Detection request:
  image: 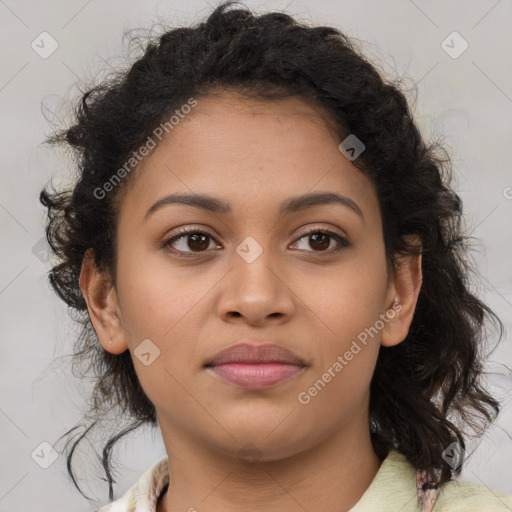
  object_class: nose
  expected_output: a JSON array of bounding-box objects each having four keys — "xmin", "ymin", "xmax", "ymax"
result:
[{"xmin": 216, "ymin": 242, "xmax": 296, "ymax": 327}]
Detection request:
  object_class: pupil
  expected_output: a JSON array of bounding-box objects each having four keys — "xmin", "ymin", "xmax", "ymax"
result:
[
  {"xmin": 311, "ymin": 233, "xmax": 329, "ymax": 250},
  {"xmin": 189, "ymin": 233, "xmax": 209, "ymax": 251}
]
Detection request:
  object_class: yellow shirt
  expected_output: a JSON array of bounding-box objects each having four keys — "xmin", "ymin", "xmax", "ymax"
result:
[{"xmin": 95, "ymin": 449, "xmax": 512, "ymax": 511}]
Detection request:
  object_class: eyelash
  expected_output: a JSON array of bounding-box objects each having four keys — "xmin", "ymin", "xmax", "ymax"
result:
[{"xmin": 161, "ymin": 226, "xmax": 350, "ymax": 258}]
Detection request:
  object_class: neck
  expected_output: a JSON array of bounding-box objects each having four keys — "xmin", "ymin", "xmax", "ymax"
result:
[{"xmin": 157, "ymin": 414, "xmax": 382, "ymax": 512}]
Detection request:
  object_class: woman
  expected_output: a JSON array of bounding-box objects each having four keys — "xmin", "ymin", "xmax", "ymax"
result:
[{"xmin": 39, "ymin": 2, "xmax": 512, "ymax": 510}]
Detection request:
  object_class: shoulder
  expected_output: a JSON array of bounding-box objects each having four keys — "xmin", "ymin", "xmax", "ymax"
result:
[
  {"xmin": 92, "ymin": 454, "xmax": 169, "ymax": 512},
  {"xmin": 433, "ymin": 480, "xmax": 512, "ymax": 511},
  {"xmin": 92, "ymin": 487, "xmax": 137, "ymax": 512},
  {"xmin": 349, "ymin": 449, "xmax": 512, "ymax": 512}
]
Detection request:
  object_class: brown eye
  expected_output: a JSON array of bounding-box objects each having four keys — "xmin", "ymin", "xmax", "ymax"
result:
[
  {"xmin": 162, "ymin": 227, "xmax": 350, "ymax": 259},
  {"xmin": 185, "ymin": 233, "xmax": 210, "ymax": 251},
  {"xmin": 308, "ymin": 233, "xmax": 330, "ymax": 251},
  {"xmin": 162, "ymin": 229, "xmax": 218, "ymax": 257},
  {"xmin": 292, "ymin": 229, "xmax": 350, "ymax": 254}
]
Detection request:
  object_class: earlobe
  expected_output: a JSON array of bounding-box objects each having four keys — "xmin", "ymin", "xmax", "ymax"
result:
[
  {"xmin": 380, "ymin": 237, "xmax": 423, "ymax": 348},
  {"xmin": 79, "ymin": 249, "xmax": 128, "ymax": 354}
]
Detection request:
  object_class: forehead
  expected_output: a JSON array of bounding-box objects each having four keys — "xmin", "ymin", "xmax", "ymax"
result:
[
  {"xmin": 185, "ymin": 90, "xmax": 339, "ymax": 127},
  {"xmin": 116, "ymin": 91, "xmax": 380, "ymax": 226}
]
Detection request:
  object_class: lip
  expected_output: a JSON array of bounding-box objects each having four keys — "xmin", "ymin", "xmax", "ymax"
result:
[
  {"xmin": 205, "ymin": 341, "xmax": 307, "ymax": 366},
  {"xmin": 204, "ymin": 341, "xmax": 308, "ymax": 390}
]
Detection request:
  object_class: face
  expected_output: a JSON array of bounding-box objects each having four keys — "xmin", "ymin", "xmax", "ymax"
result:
[{"xmin": 82, "ymin": 90, "xmax": 421, "ymax": 462}]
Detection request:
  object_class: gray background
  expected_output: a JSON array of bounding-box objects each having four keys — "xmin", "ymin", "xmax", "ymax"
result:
[{"xmin": 1, "ymin": 0, "xmax": 511, "ymax": 510}]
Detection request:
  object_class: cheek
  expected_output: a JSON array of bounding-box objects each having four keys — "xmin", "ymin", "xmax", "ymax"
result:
[
  {"xmin": 115, "ymin": 245, "xmax": 201, "ymax": 335},
  {"xmin": 114, "ymin": 253, "xmax": 209, "ymax": 405},
  {"xmin": 296, "ymin": 252, "xmax": 388, "ymax": 395},
  {"xmin": 296, "ymin": 261, "xmax": 387, "ymax": 413},
  {"xmin": 295, "ymin": 253, "xmax": 388, "ymax": 336}
]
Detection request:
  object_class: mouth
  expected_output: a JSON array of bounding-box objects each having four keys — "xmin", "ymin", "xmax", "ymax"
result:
[
  {"xmin": 205, "ymin": 362, "xmax": 307, "ymax": 389},
  {"xmin": 204, "ymin": 341, "xmax": 308, "ymax": 390}
]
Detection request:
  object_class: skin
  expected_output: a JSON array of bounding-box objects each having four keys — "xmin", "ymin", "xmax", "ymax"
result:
[{"xmin": 80, "ymin": 90, "xmax": 422, "ymax": 512}]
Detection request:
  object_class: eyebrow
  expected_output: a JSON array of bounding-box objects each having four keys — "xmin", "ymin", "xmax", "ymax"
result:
[{"xmin": 144, "ymin": 191, "xmax": 363, "ymax": 220}]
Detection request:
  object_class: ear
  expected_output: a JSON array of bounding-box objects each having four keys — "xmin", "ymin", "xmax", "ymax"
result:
[
  {"xmin": 380, "ymin": 235, "xmax": 423, "ymax": 348},
  {"xmin": 79, "ymin": 249, "xmax": 129, "ymax": 354}
]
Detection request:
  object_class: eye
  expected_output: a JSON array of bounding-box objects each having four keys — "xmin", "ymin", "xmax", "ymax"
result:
[
  {"xmin": 162, "ymin": 228, "xmax": 220, "ymax": 257},
  {"xmin": 290, "ymin": 228, "xmax": 350, "ymax": 254},
  {"xmin": 161, "ymin": 226, "xmax": 350, "ymax": 258}
]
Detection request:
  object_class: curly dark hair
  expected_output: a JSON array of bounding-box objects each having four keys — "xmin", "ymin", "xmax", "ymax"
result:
[{"xmin": 39, "ymin": 0, "xmax": 504, "ymax": 502}]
